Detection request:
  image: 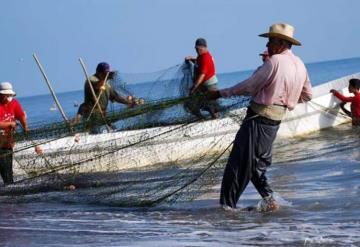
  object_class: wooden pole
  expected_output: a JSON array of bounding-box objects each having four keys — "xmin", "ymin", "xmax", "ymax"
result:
[
  {"xmin": 33, "ymin": 53, "xmax": 69, "ymax": 123},
  {"xmin": 86, "ymin": 72, "xmax": 109, "ymax": 122}
]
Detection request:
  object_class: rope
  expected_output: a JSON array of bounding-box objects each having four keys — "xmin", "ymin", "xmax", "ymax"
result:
[{"xmin": 308, "ymin": 100, "xmax": 351, "ymax": 119}]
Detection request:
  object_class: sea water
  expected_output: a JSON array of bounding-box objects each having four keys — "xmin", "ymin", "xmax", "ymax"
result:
[{"xmin": 0, "ymin": 58, "xmax": 360, "ymax": 246}]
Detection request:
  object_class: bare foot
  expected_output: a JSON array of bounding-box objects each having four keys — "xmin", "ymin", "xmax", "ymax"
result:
[
  {"xmin": 64, "ymin": 184, "xmax": 76, "ymax": 191},
  {"xmin": 258, "ymin": 197, "xmax": 280, "ymax": 212}
]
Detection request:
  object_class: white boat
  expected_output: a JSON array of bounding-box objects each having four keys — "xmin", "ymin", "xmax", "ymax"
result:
[{"xmin": 13, "ymin": 72, "xmax": 356, "ymax": 177}]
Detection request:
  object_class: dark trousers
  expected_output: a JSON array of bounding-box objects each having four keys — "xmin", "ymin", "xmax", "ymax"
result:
[
  {"xmin": 185, "ymin": 85, "xmax": 220, "ymax": 118},
  {"xmin": 220, "ymin": 108, "xmax": 280, "ymax": 208},
  {"xmin": 0, "ymin": 148, "xmax": 14, "ymax": 185}
]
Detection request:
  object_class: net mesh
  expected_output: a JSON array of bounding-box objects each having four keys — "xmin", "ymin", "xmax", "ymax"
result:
[{"xmin": 0, "ymin": 62, "xmax": 250, "ymax": 206}]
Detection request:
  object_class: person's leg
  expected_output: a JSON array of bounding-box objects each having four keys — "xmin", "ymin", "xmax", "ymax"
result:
[
  {"xmin": 220, "ymin": 110, "xmax": 257, "ymax": 208},
  {"xmin": 250, "ymin": 118, "xmax": 280, "ymax": 210},
  {"xmin": 0, "ymin": 149, "xmax": 6, "ymax": 184},
  {"xmin": 0, "ymin": 148, "xmax": 14, "ymax": 185},
  {"xmin": 184, "ymin": 96, "xmax": 205, "ymax": 119},
  {"xmin": 202, "ymin": 84, "xmax": 220, "ymax": 119},
  {"xmin": 207, "ymin": 100, "xmax": 220, "ymax": 119}
]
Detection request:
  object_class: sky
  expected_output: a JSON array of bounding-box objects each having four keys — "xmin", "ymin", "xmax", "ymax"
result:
[{"xmin": 0, "ymin": 0, "xmax": 359, "ymax": 97}]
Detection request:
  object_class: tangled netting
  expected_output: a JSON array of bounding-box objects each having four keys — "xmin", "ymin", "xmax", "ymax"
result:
[{"xmin": 0, "ymin": 62, "xmax": 250, "ymax": 206}]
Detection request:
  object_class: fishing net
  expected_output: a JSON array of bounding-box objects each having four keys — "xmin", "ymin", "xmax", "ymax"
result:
[{"xmin": 0, "ymin": 62, "xmax": 250, "ymax": 206}]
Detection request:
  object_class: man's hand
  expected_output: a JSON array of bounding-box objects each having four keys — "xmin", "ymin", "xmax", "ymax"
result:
[
  {"xmin": 185, "ymin": 56, "xmax": 195, "ymax": 62},
  {"xmin": 8, "ymin": 122, "xmax": 16, "ymax": 129},
  {"xmin": 99, "ymin": 80, "xmax": 107, "ymax": 91},
  {"xmin": 126, "ymin": 95, "xmax": 135, "ymax": 107},
  {"xmin": 330, "ymin": 89, "xmax": 337, "ymax": 95},
  {"xmin": 35, "ymin": 145, "xmax": 43, "ymax": 155},
  {"xmin": 206, "ymin": 90, "xmax": 222, "ymax": 100},
  {"xmin": 135, "ymin": 98, "xmax": 145, "ymax": 105},
  {"xmin": 126, "ymin": 95, "xmax": 145, "ymax": 107}
]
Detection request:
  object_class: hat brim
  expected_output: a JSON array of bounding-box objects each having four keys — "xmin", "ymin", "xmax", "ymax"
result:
[
  {"xmin": 0, "ymin": 89, "xmax": 16, "ymax": 95},
  {"xmin": 259, "ymin": 32, "xmax": 302, "ymax": 46}
]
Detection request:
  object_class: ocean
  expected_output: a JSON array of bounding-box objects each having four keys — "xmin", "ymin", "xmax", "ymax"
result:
[{"xmin": 1, "ymin": 58, "xmax": 360, "ymax": 246}]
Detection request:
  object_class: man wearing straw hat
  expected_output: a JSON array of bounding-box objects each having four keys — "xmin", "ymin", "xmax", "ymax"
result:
[
  {"xmin": 208, "ymin": 23, "xmax": 313, "ymax": 210},
  {"xmin": 0, "ymin": 82, "xmax": 40, "ymax": 185}
]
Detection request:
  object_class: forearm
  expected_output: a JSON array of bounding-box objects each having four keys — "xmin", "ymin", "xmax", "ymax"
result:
[
  {"xmin": 114, "ymin": 95, "xmax": 131, "ymax": 105},
  {"xmin": 298, "ymin": 92, "xmax": 312, "ymax": 103},
  {"xmin": 220, "ymin": 77, "xmax": 260, "ymax": 98},
  {"xmin": 340, "ymin": 103, "xmax": 352, "ymax": 117},
  {"xmin": 334, "ymin": 91, "xmax": 353, "ymax": 103},
  {"xmin": 19, "ymin": 116, "xmax": 28, "ymax": 131},
  {"xmin": 221, "ymin": 61, "xmax": 273, "ymax": 98},
  {"xmin": 299, "ymin": 77, "xmax": 313, "ymax": 103},
  {"xmin": 185, "ymin": 56, "xmax": 196, "ymax": 63},
  {"xmin": 0, "ymin": 121, "xmax": 13, "ymax": 129}
]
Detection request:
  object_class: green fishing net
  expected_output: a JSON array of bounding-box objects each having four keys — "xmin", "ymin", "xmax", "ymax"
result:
[{"xmin": 0, "ymin": 62, "xmax": 250, "ymax": 206}]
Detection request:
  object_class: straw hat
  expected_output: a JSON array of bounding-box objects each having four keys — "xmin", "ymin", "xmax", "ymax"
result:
[
  {"xmin": 259, "ymin": 23, "xmax": 301, "ymax": 46},
  {"xmin": 0, "ymin": 82, "xmax": 16, "ymax": 95}
]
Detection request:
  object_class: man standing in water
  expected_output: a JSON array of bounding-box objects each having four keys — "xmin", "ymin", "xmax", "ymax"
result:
[
  {"xmin": 185, "ymin": 38, "xmax": 220, "ymax": 119},
  {"xmin": 208, "ymin": 23, "xmax": 313, "ymax": 210},
  {"xmin": 0, "ymin": 82, "xmax": 41, "ymax": 185}
]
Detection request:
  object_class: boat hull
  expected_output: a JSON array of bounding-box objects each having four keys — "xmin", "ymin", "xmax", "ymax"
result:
[{"xmin": 13, "ymin": 73, "xmax": 357, "ymax": 177}]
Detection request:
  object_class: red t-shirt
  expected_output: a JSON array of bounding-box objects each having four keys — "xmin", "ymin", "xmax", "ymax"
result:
[
  {"xmin": 334, "ymin": 91, "xmax": 360, "ymax": 118},
  {"xmin": 0, "ymin": 99, "xmax": 25, "ymax": 148},
  {"xmin": 196, "ymin": 52, "xmax": 216, "ymax": 82}
]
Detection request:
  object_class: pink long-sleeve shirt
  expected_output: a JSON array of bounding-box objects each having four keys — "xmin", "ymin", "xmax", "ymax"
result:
[{"xmin": 220, "ymin": 49, "xmax": 312, "ymax": 110}]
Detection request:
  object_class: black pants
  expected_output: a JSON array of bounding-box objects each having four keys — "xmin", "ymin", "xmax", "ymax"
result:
[
  {"xmin": 185, "ymin": 85, "xmax": 220, "ymax": 118},
  {"xmin": 0, "ymin": 148, "xmax": 14, "ymax": 185},
  {"xmin": 220, "ymin": 108, "xmax": 280, "ymax": 208}
]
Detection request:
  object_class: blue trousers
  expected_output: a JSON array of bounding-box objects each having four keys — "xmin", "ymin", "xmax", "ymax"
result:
[{"xmin": 220, "ymin": 108, "xmax": 280, "ymax": 208}]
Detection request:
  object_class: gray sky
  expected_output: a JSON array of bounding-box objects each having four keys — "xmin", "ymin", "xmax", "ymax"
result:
[{"xmin": 0, "ymin": 0, "xmax": 359, "ymax": 96}]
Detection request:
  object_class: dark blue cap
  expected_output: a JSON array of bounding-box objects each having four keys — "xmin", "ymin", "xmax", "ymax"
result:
[
  {"xmin": 96, "ymin": 62, "xmax": 111, "ymax": 73},
  {"xmin": 195, "ymin": 38, "xmax": 207, "ymax": 47}
]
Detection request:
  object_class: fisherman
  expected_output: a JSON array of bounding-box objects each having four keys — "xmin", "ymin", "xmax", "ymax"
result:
[
  {"xmin": 185, "ymin": 38, "xmax": 220, "ymax": 119},
  {"xmin": 208, "ymin": 23, "xmax": 313, "ymax": 211},
  {"xmin": 0, "ymin": 82, "xmax": 41, "ymax": 186},
  {"xmin": 330, "ymin": 78, "xmax": 360, "ymax": 125},
  {"xmin": 76, "ymin": 62, "xmax": 137, "ymax": 132}
]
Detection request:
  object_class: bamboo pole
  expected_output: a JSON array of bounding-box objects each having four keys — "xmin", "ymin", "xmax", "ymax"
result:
[
  {"xmin": 33, "ymin": 53, "xmax": 69, "ymax": 123},
  {"xmin": 86, "ymin": 72, "xmax": 109, "ymax": 122}
]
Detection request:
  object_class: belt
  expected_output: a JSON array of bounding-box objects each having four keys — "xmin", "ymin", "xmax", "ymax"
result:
[
  {"xmin": 250, "ymin": 101, "xmax": 287, "ymax": 121},
  {"xmin": 273, "ymin": 104, "xmax": 287, "ymax": 108}
]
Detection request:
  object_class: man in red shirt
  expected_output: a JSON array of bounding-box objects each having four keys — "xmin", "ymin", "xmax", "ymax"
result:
[
  {"xmin": 0, "ymin": 82, "xmax": 38, "ymax": 185},
  {"xmin": 185, "ymin": 38, "xmax": 220, "ymax": 119},
  {"xmin": 330, "ymin": 78, "xmax": 360, "ymax": 125}
]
